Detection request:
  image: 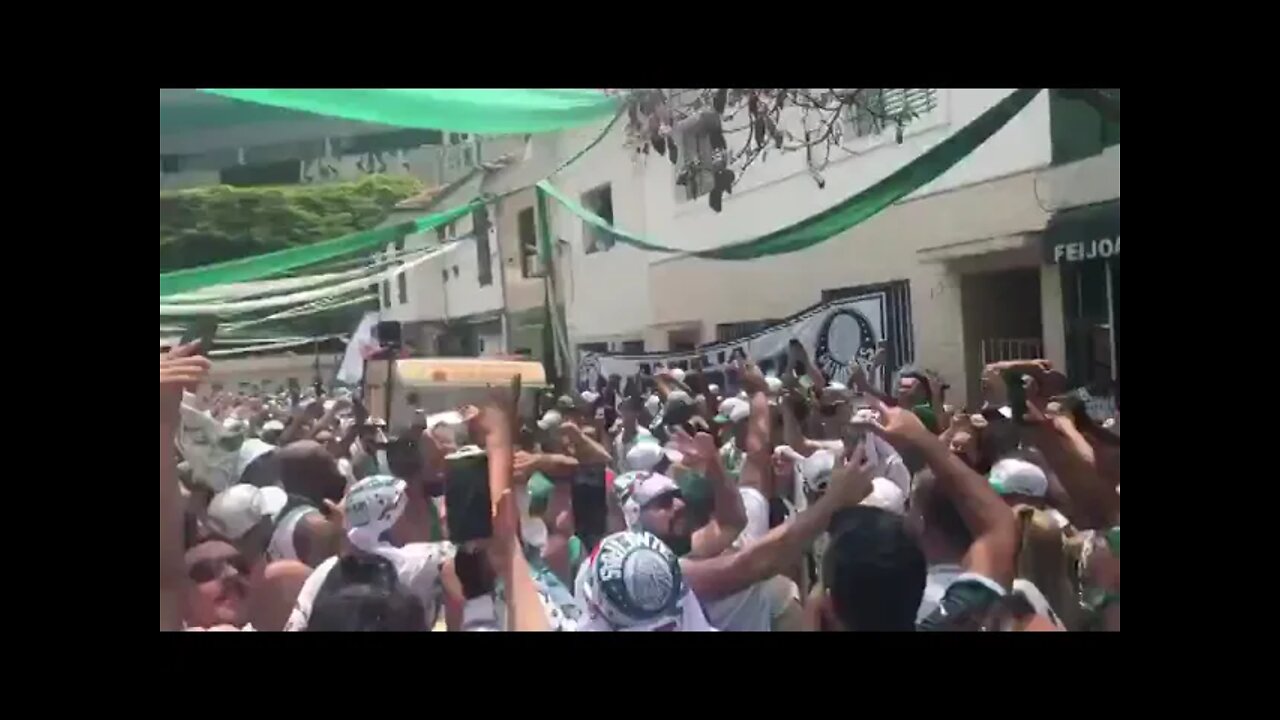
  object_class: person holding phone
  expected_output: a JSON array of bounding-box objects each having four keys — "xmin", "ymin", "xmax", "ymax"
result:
[{"xmin": 285, "ymin": 473, "xmax": 463, "ymax": 631}]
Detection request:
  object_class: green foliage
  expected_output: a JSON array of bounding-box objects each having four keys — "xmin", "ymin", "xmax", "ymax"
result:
[{"xmin": 159, "ymin": 174, "xmax": 424, "ymax": 271}]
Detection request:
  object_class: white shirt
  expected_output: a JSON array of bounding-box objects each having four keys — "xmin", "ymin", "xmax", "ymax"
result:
[
  {"xmin": 700, "ymin": 487, "xmax": 776, "ymax": 632},
  {"xmin": 284, "ymin": 541, "xmax": 455, "ymax": 631},
  {"xmin": 917, "ymin": 563, "xmax": 965, "ymax": 623},
  {"xmin": 613, "ymin": 427, "xmax": 654, "ymax": 472}
]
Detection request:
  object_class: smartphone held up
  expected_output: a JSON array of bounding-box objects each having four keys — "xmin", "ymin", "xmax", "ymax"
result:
[{"xmin": 444, "ymin": 446, "xmax": 493, "ymax": 546}]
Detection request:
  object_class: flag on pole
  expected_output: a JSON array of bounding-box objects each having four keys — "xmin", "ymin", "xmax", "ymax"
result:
[{"xmin": 337, "ymin": 312, "xmax": 379, "ymax": 386}]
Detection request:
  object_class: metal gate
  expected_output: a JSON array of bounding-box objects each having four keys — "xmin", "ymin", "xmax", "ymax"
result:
[{"xmin": 979, "ymin": 337, "xmax": 1043, "ymax": 367}]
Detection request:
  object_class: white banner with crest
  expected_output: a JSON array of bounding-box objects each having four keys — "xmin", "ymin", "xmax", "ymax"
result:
[{"xmin": 577, "ymin": 290, "xmax": 913, "ymax": 393}]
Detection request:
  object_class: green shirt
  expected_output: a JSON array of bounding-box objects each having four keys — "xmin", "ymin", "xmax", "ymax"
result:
[{"xmin": 911, "ymin": 404, "xmax": 941, "ymax": 434}]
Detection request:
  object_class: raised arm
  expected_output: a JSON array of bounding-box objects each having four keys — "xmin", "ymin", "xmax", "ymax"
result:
[
  {"xmin": 787, "ymin": 340, "xmax": 827, "ymax": 394},
  {"xmin": 473, "ymin": 385, "xmax": 549, "ymax": 632},
  {"xmin": 681, "ymin": 443, "xmax": 874, "ymax": 601},
  {"xmin": 780, "ymin": 391, "xmax": 810, "ymax": 455},
  {"xmin": 161, "ymin": 344, "xmax": 212, "ymax": 631},
  {"xmin": 557, "ymin": 421, "xmax": 613, "ymax": 466},
  {"xmin": 514, "ymin": 450, "xmax": 580, "ymax": 484},
  {"xmin": 849, "ymin": 363, "xmax": 894, "ymax": 406},
  {"xmin": 737, "ymin": 363, "xmax": 776, "ymax": 498},
  {"xmin": 1022, "ymin": 386, "xmax": 1120, "ymax": 530},
  {"xmin": 309, "ymin": 396, "xmax": 352, "ymax": 437},
  {"xmin": 671, "ymin": 429, "xmax": 747, "ymax": 559},
  {"xmin": 853, "ymin": 399, "xmax": 1017, "ymax": 590},
  {"xmin": 278, "ymin": 400, "xmax": 325, "ymax": 447}
]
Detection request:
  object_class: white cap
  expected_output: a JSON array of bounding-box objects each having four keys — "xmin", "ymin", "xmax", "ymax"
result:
[
  {"xmin": 669, "ymin": 368, "xmax": 687, "ymax": 382},
  {"xmin": 715, "ymin": 397, "xmax": 751, "ymax": 424},
  {"xmin": 861, "ymin": 477, "xmax": 906, "ymax": 515},
  {"xmin": 581, "ymin": 390, "xmax": 601, "ymax": 405},
  {"xmin": 644, "ymin": 395, "xmax": 662, "ymax": 415},
  {"xmin": 425, "ymin": 410, "xmax": 465, "ymax": 430},
  {"xmin": 236, "ymin": 439, "xmax": 276, "ymax": 480},
  {"xmin": 625, "ymin": 440, "xmax": 680, "ymax": 472},
  {"xmin": 989, "ymin": 458, "xmax": 1048, "ymax": 498},
  {"xmin": 798, "ymin": 450, "xmax": 836, "ymax": 497},
  {"xmin": 765, "ymin": 376, "xmax": 783, "ymax": 393},
  {"xmin": 262, "ymin": 419, "xmax": 286, "ymax": 433},
  {"xmin": 537, "ymin": 410, "xmax": 563, "ymax": 431},
  {"xmin": 707, "ymin": 384, "xmax": 720, "ymax": 396},
  {"xmin": 205, "ymin": 484, "xmax": 288, "ymax": 540}
]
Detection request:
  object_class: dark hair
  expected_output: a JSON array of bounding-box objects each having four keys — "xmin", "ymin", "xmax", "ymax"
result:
[
  {"xmin": 912, "ymin": 469, "xmax": 973, "ymax": 552},
  {"xmin": 977, "ymin": 411, "xmax": 1021, "ymax": 468},
  {"xmin": 899, "ymin": 370, "xmax": 933, "ymax": 401},
  {"xmin": 385, "ymin": 436, "xmax": 424, "ymax": 478},
  {"xmin": 823, "ymin": 507, "xmax": 925, "ymax": 631},
  {"xmin": 306, "ymin": 554, "xmax": 427, "ymax": 632}
]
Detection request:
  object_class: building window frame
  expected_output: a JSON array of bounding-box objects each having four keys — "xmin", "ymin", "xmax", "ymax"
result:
[
  {"xmin": 581, "ymin": 184, "xmax": 615, "ymax": 254},
  {"xmin": 517, "ymin": 207, "xmax": 545, "ymax": 278}
]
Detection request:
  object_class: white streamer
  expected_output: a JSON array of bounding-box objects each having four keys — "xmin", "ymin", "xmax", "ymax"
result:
[{"xmin": 160, "ymin": 242, "xmax": 458, "ymax": 317}]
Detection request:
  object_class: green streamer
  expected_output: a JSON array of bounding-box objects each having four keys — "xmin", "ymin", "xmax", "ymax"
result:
[
  {"xmin": 160, "ymin": 201, "xmax": 479, "ymax": 297},
  {"xmin": 201, "ymin": 89, "xmax": 620, "ymax": 135},
  {"xmin": 538, "ymin": 88, "xmax": 1043, "ymax": 261}
]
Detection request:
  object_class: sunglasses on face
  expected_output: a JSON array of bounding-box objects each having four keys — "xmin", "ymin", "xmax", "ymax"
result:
[{"xmin": 188, "ymin": 555, "xmax": 251, "ymax": 584}]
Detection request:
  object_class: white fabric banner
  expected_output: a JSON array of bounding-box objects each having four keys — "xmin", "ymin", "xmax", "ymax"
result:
[
  {"xmin": 159, "ymin": 242, "xmax": 457, "ymax": 317},
  {"xmin": 337, "ymin": 312, "xmax": 380, "ymax": 386},
  {"xmin": 577, "ymin": 293, "xmax": 901, "ymax": 392}
]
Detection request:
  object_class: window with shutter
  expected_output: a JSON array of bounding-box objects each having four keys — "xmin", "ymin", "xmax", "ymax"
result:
[{"xmin": 844, "ymin": 89, "xmax": 939, "ymax": 139}]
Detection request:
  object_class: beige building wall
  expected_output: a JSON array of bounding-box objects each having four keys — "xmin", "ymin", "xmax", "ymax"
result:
[
  {"xmin": 204, "ymin": 354, "xmax": 340, "ymax": 393},
  {"xmin": 647, "ymin": 171, "xmax": 1053, "ymax": 407},
  {"xmin": 493, "ymin": 188, "xmax": 549, "ymax": 314}
]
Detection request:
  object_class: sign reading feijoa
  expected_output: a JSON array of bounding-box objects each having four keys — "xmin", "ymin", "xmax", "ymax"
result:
[{"xmin": 1050, "ymin": 236, "xmax": 1120, "ymax": 264}]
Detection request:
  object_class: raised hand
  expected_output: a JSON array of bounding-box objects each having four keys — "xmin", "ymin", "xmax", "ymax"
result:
[
  {"xmin": 740, "ymin": 362, "xmax": 770, "ymax": 395},
  {"xmin": 669, "ymin": 427, "xmax": 718, "ymax": 470},
  {"xmin": 849, "ymin": 397, "xmax": 932, "ymax": 450},
  {"xmin": 161, "ymin": 343, "xmax": 211, "ymax": 429},
  {"xmin": 848, "ymin": 362, "xmax": 870, "ymax": 391},
  {"xmin": 512, "ymin": 450, "xmax": 540, "ymax": 481},
  {"xmin": 827, "ymin": 441, "xmax": 874, "ymax": 507}
]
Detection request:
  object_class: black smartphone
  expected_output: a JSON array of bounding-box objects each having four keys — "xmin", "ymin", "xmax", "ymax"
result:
[
  {"xmin": 445, "ymin": 447, "xmax": 493, "ymax": 544},
  {"xmin": 572, "ymin": 465, "xmax": 607, "ymax": 547},
  {"xmin": 1003, "ymin": 370, "xmax": 1027, "ymax": 425},
  {"xmin": 179, "ymin": 317, "xmax": 218, "ymax": 356}
]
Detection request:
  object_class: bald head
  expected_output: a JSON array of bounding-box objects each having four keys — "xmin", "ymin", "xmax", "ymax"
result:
[{"xmin": 277, "ymin": 440, "xmax": 346, "ymax": 506}]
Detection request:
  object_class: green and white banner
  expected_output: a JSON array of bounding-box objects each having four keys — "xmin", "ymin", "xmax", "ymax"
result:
[{"xmin": 160, "ymin": 242, "xmax": 458, "ymax": 317}]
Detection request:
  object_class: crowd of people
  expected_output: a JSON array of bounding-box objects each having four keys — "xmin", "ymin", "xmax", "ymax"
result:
[{"xmin": 160, "ymin": 338, "xmax": 1120, "ymax": 632}]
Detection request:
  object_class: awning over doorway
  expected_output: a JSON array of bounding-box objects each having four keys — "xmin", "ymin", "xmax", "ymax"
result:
[{"xmin": 1042, "ymin": 200, "xmax": 1120, "ymax": 264}]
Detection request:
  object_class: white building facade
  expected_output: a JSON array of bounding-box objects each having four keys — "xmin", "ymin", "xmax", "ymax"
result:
[
  {"xmin": 381, "ymin": 89, "xmax": 1119, "ymax": 406},
  {"xmin": 540, "ymin": 89, "xmax": 1060, "ymax": 406}
]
